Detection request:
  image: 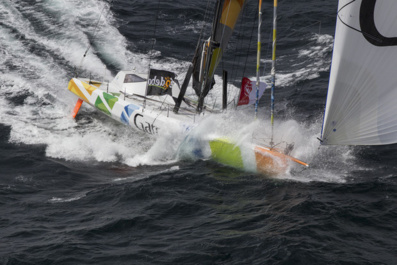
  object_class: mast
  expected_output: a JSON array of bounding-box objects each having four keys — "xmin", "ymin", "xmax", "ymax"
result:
[
  {"xmin": 195, "ymin": 0, "xmax": 245, "ymax": 113},
  {"xmin": 254, "ymin": 0, "xmax": 263, "ymax": 119},
  {"xmin": 197, "ymin": 0, "xmax": 223, "ymax": 113},
  {"xmin": 270, "ymin": 0, "xmax": 277, "ymax": 146}
]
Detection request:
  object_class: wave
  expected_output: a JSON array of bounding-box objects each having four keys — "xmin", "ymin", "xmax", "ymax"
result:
[{"xmin": 0, "ymin": 0, "xmax": 361, "ymax": 183}]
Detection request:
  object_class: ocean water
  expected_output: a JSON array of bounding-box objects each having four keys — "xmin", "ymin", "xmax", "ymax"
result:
[{"xmin": 1, "ymin": 0, "xmax": 397, "ymax": 264}]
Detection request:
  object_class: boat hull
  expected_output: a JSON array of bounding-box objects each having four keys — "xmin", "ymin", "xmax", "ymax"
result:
[
  {"xmin": 68, "ymin": 78, "xmax": 194, "ymax": 135},
  {"xmin": 68, "ymin": 78, "xmax": 307, "ymax": 175}
]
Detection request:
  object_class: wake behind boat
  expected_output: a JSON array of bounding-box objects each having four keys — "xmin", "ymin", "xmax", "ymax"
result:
[{"xmin": 67, "ymin": 0, "xmax": 309, "ymax": 175}]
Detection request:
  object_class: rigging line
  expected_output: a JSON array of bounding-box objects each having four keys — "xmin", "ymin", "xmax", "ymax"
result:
[
  {"xmin": 82, "ymin": 0, "xmax": 114, "ymax": 58},
  {"xmin": 153, "ymin": 95, "xmax": 170, "ymax": 124},
  {"xmin": 75, "ymin": 0, "xmax": 114, "ymax": 76},
  {"xmin": 219, "ymin": 0, "xmax": 232, "ymax": 48},
  {"xmin": 200, "ymin": 0, "xmax": 221, "ymax": 111},
  {"xmin": 254, "ymin": 0, "xmax": 263, "ymax": 119},
  {"xmin": 188, "ymin": 0, "xmax": 213, "ymax": 86},
  {"xmin": 232, "ymin": 1, "xmax": 250, "ymax": 80},
  {"xmin": 229, "ymin": 0, "xmax": 249, "ymax": 105},
  {"xmin": 261, "ymin": 24, "xmax": 274, "ymax": 80},
  {"xmin": 232, "ymin": 4, "xmax": 257, "ymax": 109},
  {"xmin": 338, "ymin": 0, "xmax": 356, "ymax": 13},
  {"xmin": 277, "ymin": 21, "xmax": 322, "ymax": 43},
  {"xmin": 221, "ymin": 0, "xmax": 229, "ymax": 77},
  {"xmin": 232, "ymin": 2, "xmax": 258, "ymax": 109},
  {"xmin": 148, "ymin": 0, "xmax": 161, "ymax": 69},
  {"xmin": 144, "ymin": 0, "xmax": 161, "ymax": 110},
  {"xmin": 242, "ymin": 6, "xmax": 258, "ymax": 78},
  {"xmin": 220, "ymin": 0, "xmax": 230, "ymax": 74},
  {"xmin": 336, "ymin": 0, "xmax": 382, "ymax": 43},
  {"xmin": 335, "ymin": 0, "xmax": 360, "ymax": 34},
  {"xmin": 232, "ymin": 5, "xmax": 257, "ymax": 110},
  {"xmin": 230, "ymin": 8, "xmax": 244, "ymax": 75},
  {"xmin": 269, "ymin": 0, "xmax": 277, "ymax": 147},
  {"xmin": 338, "ymin": 4, "xmax": 383, "ymax": 44},
  {"xmin": 219, "ymin": 0, "xmax": 246, "ymax": 71},
  {"xmin": 197, "ymin": 0, "xmax": 214, "ymax": 47}
]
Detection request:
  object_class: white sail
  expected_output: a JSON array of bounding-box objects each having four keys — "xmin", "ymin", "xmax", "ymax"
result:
[{"xmin": 322, "ymin": 0, "xmax": 397, "ymax": 145}]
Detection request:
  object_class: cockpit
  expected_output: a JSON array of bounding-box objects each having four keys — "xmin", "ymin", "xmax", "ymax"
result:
[{"xmin": 124, "ymin": 74, "xmax": 146, "ymax": 83}]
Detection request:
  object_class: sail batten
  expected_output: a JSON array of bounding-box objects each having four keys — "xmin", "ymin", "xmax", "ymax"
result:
[{"xmin": 322, "ymin": 0, "xmax": 397, "ymax": 145}]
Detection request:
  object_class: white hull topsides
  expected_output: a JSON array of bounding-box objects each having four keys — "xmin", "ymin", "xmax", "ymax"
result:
[{"xmin": 68, "ymin": 71, "xmax": 200, "ymax": 136}]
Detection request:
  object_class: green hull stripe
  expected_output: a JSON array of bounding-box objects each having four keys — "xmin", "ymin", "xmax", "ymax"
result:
[
  {"xmin": 103, "ymin": 93, "xmax": 118, "ymax": 110},
  {"xmin": 95, "ymin": 96, "xmax": 111, "ymax": 115}
]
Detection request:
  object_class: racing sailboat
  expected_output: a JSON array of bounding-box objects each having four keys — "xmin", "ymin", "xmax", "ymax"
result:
[
  {"xmin": 321, "ymin": 0, "xmax": 397, "ymax": 146},
  {"xmin": 67, "ymin": 0, "xmax": 308, "ymax": 175}
]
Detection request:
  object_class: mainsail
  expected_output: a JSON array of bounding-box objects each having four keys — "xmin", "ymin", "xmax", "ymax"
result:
[
  {"xmin": 195, "ymin": 0, "xmax": 246, "ymax": 112},
  {"xmin": 321, "ymin": 0, "xmax": 397, "ymax": 145}
]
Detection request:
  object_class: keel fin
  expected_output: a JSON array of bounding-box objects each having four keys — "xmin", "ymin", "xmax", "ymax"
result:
[{"xmin": 72, "ymin": 98, "xmax": 84, "ymax": 118}]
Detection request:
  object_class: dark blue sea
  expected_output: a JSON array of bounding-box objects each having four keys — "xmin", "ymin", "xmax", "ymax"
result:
[{"xmin": 1, "ymin": 0, "xmax": 397, "ymax": 264}]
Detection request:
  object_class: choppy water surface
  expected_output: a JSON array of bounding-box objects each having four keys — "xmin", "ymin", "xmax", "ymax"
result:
[{"xmin": 1, "ymin": 0, "xmax": 397, "ymax": 264}]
